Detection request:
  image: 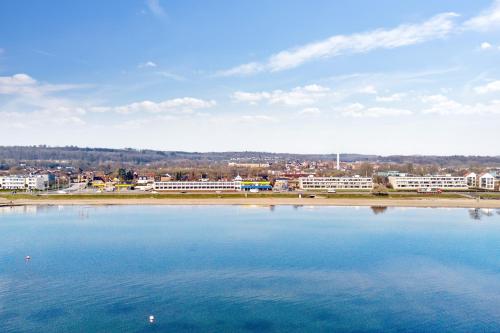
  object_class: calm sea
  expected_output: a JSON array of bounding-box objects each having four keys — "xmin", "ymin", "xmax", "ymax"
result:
[{"xmin": 1, "ymin": 205, "xmax": 500, "ymax": 332}]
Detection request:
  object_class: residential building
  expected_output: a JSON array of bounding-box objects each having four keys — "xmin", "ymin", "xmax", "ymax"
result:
[
  {"xmin": 388, "ymin": 175, "xmax": 468, "ymax": 190},
  {"xmin": 298, "ymin": 176, "xmax": 373, "ymax": 190},
  {"xmin": 228, "ymin": 162, "xmax": 270, "ymax": 168},
  {"xmin": 0, "ymin": 175, "xmax": 47, "ymax": 190},
  {"xmin": 137, "ymin": 176, "xmax": 154, "ymax": 185},
  {"xmin": 465, "ymin": 172, "xmax": 477, "ymax": 187},
  {"xmin": 160, "ymin": 174, "xmax": 172, "ymax": 182},
  {"xmin": 376, "ymin": 171, "xmax": 407, "ymax": 177},
  {"xmin": 273, "ymin": 178, "xmax": 289, "ymax": 191}
]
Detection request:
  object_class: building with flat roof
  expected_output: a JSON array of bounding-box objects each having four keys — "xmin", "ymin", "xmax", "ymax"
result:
[
  {"xmin": 240, "ymin": 181, "xmax": 272, "ymax": 191},
  {"xmin": 388, "ymin": 175, "xmax": 468, "ymax": 191},
  {"xmin": 153, "ymin": 180, "xmax": 242, "ymax": 191},
  {"xmin": 376, "ymin": 171, "xmax": 407, "ymax": 177},
  {"xmin": 298, "ymin": 176, "xmax": 373, "ymax": 190},
  {"xmin": 273, "ymin": 178, "xmax": 289, "ymax": 191},
  {"xmin": 0, "ymin": 175, "xmax": 47, "ymax": 191},
  {"xmin": 228, "ymin": 162, "xmax": 270, "ymax": 168}
]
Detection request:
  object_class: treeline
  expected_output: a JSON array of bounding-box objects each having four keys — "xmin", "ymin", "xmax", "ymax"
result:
[{"xmin": 0, "ymin": 146, "xmax": 499, "ymax": 169}]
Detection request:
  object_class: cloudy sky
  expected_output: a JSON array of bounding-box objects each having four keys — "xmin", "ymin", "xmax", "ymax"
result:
[{"xmin": 1, "ymin": 0, "xmax": 500, "ymax": 155}]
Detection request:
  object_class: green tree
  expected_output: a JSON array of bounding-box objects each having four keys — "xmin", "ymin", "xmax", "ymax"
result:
[
  {"xmin": 372, "ymin": 184, "xmax": 389, "ymax": 196},
  {"xmin": 117, "ymin": 168, "xmax": 127, "ymax": 181}
]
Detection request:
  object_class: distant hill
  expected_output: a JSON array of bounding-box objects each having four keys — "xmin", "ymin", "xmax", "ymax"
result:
[{"xmin": 0, "ymin": 146, "xmax": 499, "ymax": 169}]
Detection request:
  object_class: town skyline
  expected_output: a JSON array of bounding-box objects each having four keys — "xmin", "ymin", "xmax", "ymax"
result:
[{"xmin": 1, "ymin": 0, "xmax": 500, "ymax": 154}]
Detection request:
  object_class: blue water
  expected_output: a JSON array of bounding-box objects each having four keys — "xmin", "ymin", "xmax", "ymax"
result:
[{"xmin": 1, "ymin": 205, "xmax": 500, "ymax": 332}]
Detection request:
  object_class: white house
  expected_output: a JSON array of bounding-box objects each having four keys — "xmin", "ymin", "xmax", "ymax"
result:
[
  {"xmin": 465, "ymin": 172, "xmax": 477, "ymax": 188},
  {"xmin": 478, "ymin": 173, "xmax": 495, "ymax": 190}
]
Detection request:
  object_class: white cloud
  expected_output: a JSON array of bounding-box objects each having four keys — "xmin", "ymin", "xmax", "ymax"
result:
[
  {"xmin": 0, "ymin": 73, "xmax": 85, "ymax": 97},
  {"xmin": 220, "ymin": 13, "xmax": 458, "ymax": 75},
  {"xmin": 232, "ymin": 91, "xmax": 270, "ymax": 104},
  {"xmin": 0, "ymin": 73, "xmax": 217, "ymax": 131},
  {"xmin": 0, "ymin": 73, "xmax": 37, "ymax": 94},
  {"xmin": 480, "ymin": 42, "xmax": 493, "ymax": 50},
  {"xmin": 240, "ymin": 115, "xmax": 277, "ymax": 122},
  {"xmin": 3, "ymin": 108, "xmax": 87, "ymax": 128},
  {"xmin": 376, "ymin": 93, "xmax": 405, "ymax": 102},
  {"xmin": 463, "ymin": 0, "xmax": 500, "ymax": 31},
  {"xmin": 0, "ymin": 73, "xmax": 93, "ymax": 128},
  {"xmin": 232, "ymin": 84, "xmax": 330, "ymax": 106},
  {"xmin": 146, "ymin": 0, "xmax": 166, "ymax": 17},
  {"xmin": 91, "ymin": 97, "xmax": 216, "ymax": 114},
  {"xmin": 138, "ymin": 61, "xmax": 157, "ymax": 68},
  {"xmin": 298, "ymin": 107, "xmax": 321, "ymax": 116},
  {"xmin": 217, "ymin": 62, "xmax": 264, "ymax": 77},
  {"xmin": 341, "ymin": 103, "xmax": 412, "ymax": 117},
  {"xmin": 359, "ymin": 85, "xmax": 377, "ymax": 94},
  {"xmin": 157, "ymin": 71, "xmax": 186, "ymax": 81},
  {"xmin": 474, "ymin": 80, "xmax": 500, "ymax": 94},
  {"xmin": 421, "ymin": 94, "xmax": 500, "ymax": 115}
]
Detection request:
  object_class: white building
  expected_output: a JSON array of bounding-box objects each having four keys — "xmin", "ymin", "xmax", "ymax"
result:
[
  {"xmin": 465, "ymin": 172, "xmax": 477, "ymax": 188},
  {"xmin": 298, "ymin": 176, "xmax": 373, "ymax": 190},
  {"xmin": 153, "ymin": 180, "xmax": 242, "ymax": 191},
  {"xmin": 388, "ymin": 175, "xmax": 468, "ymax": 191},
  {"xmin": 478, "ymin": 173, "xmax": 495, "ymax": 190},
  {"xmin": 0, "ymin": 175, "xmax": 47, "ymax": 191},
  {"xmin": 137, "ymin": 176, "xmax": 154, "ymax": 185}
]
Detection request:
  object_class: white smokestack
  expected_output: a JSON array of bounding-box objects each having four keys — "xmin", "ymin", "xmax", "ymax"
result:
[{"xmin": 336, "ymin": 153, "xmax": 340, "ymax": 170}]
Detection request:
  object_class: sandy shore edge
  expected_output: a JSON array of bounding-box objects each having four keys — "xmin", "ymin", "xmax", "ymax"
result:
[{"xmin": 1, "ymin": 197, "xmax": 500, "ymax": 208}]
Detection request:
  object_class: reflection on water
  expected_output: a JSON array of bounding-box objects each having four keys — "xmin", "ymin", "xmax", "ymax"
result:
[
  {"xmin": 0, "ymin": 205, "xmax": 38, "ymax": 215},
  {"xmin": 370, "ymin": 206, "xmax": 388, "ymax": 215},
  {"xmin": 468, "ymin": 208, "xmax": 498, "ymax": 220},
  {"xmin": 1, "ymin": 206, "xmax": 500, "ymax": 332}
]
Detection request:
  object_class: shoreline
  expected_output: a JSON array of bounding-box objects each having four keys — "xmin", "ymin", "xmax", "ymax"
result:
[{"xmin": 1, "ymin": 197, "xmax": 500, "ymax": 209}]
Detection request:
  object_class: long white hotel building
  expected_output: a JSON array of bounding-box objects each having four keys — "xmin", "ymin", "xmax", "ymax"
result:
[
  {"xmin": 153, "ymin": 181, "xmax": 242, "ymax": 191},
  {"xmin": 388, "ymin": 175, "xmax": 468, "ymax": 190},
  {"xmin": 298, "ymin": 176, "xmax": 373, "ymax": 190}
]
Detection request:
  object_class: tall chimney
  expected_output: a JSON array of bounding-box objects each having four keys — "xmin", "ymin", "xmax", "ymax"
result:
[{"xmin": 336, "ymin": 153, "xmax": 340, "ymax": 170}]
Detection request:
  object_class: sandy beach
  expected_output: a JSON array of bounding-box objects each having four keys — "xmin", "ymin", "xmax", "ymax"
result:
[{"xmin": 1, "ymin": 197, "xmax": 499, "ymax": 208}]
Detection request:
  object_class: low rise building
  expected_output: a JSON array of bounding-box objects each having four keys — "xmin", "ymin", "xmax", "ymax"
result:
[
  {"xmin": 478, "ymin": 173, "xmax": 495, "ymax": 191},
  {"xmin": 153, "ymin": 180, "xmax": 242, "ymax": 191},
  {"xmin": 0, "ymin": 175, "xmax": 47, "ymax": 191},
  {"xmin": 137, "ymin": 175, "xmax": 154, "ymax": 185},
  {"xmin": 298, "ymin": 176, "xmax": 373, "ymax": 190},
  {"xmin": 376, "ymin": 171, "xmax": 407, "ymax": 177},
  {"xmin": 228, "ymin": 162, "xmax": 270, "ymax": 168},
  {"xmin": 465, "ymin": 172, "xmax": 477, "ymax": 188},
  {"xmin": 273, "ymin": 178, "xmax": 289, "ymax": 191},
  {"xmin": 388, "ymin": 175, "xmax": 468, "ymax": 191},
  {"xmin": 240, "ymin": 181, "xmax": 272, "ymax": 191}
]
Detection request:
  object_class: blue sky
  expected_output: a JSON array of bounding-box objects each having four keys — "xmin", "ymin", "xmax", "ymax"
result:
[{"xmin": 1, "ymin": 0, "xmax": 500, "ymax": 154}]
